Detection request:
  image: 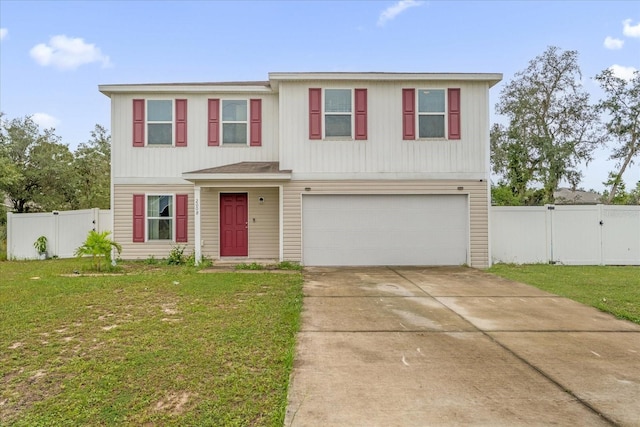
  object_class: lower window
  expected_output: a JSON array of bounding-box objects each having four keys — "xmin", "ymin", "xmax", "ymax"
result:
[{"xmin": 147, "ymin": 195, "xmax": 173, "ymax": 240}]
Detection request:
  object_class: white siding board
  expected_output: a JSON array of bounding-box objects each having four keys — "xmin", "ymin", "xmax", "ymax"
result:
[
  {"xmin": 279, "ymin": 81, "xmax": 490, "ymax": 179},
  {"xmin": 111, "ymin": 93, "xmax": 279, "ymax": 180}
]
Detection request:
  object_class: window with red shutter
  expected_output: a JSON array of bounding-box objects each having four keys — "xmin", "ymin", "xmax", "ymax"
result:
[
  {"xmin": 309, "ymin": 88, "xmax": 322, "ymax": 139},
  {"xmin": 133, "ymin": 100, "xmax": 145, "ymax": 147},
  {"xmin": 354, "ymin": 89, "xmax": 367, "ymax": 140},
  {"xmin": 208, "ymin": 99, "xmax": 220, "ymax": 146},
  {"xmin": 250, "ymin": 99, "xmax": 262, "ymax": 146},
  {"xmin": 448, "ymin": 88, "xmax": 461, "ymax": 140},
  {"xmin": 175, "ymin": 99, "xmax": 187, "ymax": 147},
  {"xmin": 175, "ymin": 194, "xmax": 188, "ymax": 242},
  {"xmin": 132, "ymin": 194, "xmax": 145, "ymax": 242},
  {"xmin": 402, "ymin": 89, "xmax": 416, "ymax": 140}
]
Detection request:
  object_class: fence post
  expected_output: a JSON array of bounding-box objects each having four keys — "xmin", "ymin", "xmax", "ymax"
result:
[
  {"xmin": 545, "ymin": 205, "xmax": 555, "ymax": 264},
  {"xmin": 597, "ymin": 204, "xmax": 604, "ymax": 266},
  {"xmin": 7, "ymin": 212, "xmax": 13, "ymax": 259}
]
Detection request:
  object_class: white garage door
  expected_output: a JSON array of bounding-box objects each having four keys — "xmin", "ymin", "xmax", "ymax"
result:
[{"xmin": 302, "ymin": 194, "xmax": 468, "ymax": 266}]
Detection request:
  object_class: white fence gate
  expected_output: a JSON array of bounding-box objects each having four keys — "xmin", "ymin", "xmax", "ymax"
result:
[
  {"xmin": 492, "ymin": 205, "xmax": 640, "ymax": 265},
  {"xmin": 7, "ymin": 209, "xmax": 112, "ymax": 260}
]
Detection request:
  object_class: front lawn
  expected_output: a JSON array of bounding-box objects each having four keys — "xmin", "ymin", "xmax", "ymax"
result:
[
  {"xmin": 488, "ymin": 264, "xmax": 640, "ymax": 325},
  {"xmin": 0, "ymin": 259, "xmax": 303, "ymax": 426}
]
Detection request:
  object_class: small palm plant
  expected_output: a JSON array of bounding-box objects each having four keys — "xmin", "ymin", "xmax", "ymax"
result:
[{"xmin": 75, "ymin": 230, "xmax": 122, "ymax": 271}]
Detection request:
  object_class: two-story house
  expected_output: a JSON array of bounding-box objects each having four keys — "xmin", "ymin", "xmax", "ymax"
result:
[{"xmin": 99, "ymin": 72, "xmax": 501, "ymax": 268}]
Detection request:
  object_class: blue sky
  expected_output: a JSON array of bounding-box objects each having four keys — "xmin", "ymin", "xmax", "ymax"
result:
[{"xmin": 1, "ymin": 0, "xmax": 639, "ymax": 192}]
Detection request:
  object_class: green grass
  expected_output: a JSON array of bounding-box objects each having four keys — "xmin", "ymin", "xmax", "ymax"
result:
[
  {"xmin": 0, "ymin": 259, "xmax": 303, "ymax": 426},
  {"xmin": 488, "ymin": 264, "xmax": 640, "ymax": 324}
]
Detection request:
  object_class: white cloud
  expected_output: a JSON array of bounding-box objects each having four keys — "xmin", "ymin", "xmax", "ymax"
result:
[
  {"xmin": 609, "ymin": 64, "xmax": 638, "ymax": 81},
  {"xmin": 623, "ymin": 19, "xmax": 640, "ymax": 38},
  {"xmin": 31, "ymin": 113, "xmax": 60, "ymax": 129},
  {"xmin": 377, "ymin": 0, "xmax": 423, "ymax": 27},
  {"xmin": 603, "ymin": 36, "xmax": 624, "ymax": 50},
  {"xmin": 0, "ymin": 28, "xmax": 7, "ymax": 41},
  {"xmin": 29, "ymin": 35, "xmax": 111, "ymax": 70}
]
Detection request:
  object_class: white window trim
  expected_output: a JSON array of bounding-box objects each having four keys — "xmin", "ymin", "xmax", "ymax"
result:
[
  {"xmin": 146, "ymin": 99, "xmax": 174, "ymax": 146},
  {"xmin": 417, "ymin": 88, "xmax": 447, "ymax": 140},
  {"xmin": 323, "ymin": 88, "xmax": 354, "ymax": 140},
  {"xmin": 221, "ymin": 99, "xmax": 249, "ymax": 146},
  {"xmin": 146, "ymin": 193, "xmax": 176, "ymax": 242}
]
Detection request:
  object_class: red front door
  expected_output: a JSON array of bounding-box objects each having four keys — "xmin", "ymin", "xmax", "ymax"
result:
[{"xmin": 220, "ymin": 193, "xmax": 248, "ymax": 257}]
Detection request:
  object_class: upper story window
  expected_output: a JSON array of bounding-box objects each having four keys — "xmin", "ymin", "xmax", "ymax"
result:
[
  {"xmin": 208, "ymin": 98, "xmax": 262, "ymax": 147},
  {"xmin": 309, "ymin": 88, "xmax": 367, "ymax": 140},
  {"xmin": 147, "ymin": 100, "xmax": 173, "ymax": 145},
  {"xmin": 418, "ymin": 90, "xmax": 445, "ymax": 138},
  {"xmin": 132, "ymin": 99, "xmax": 187, "ymax": 147},
  {"xmin": 403, "ymin": 88, "xmax": 461, "ymax": 140},
  {"xmin": 324, "ymin": 89, "xmax": 352, "ymax": 137},
  {"xmin": 222, "ymin": 100, "xmax": 248, "ymax": 144}
]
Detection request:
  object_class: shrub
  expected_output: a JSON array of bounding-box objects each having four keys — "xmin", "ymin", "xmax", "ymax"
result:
[
  {"xmin": 167, "ymin": 245, "xmax": 186, "ymax": 265},
  {"xmin": 75, "ymin": 231, "xmax": 122, "ymax": 271}
]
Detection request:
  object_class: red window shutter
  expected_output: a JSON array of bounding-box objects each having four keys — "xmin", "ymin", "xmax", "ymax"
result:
[
  {"xmin": 354, "ymin": 88, "xmax": 367, "ymax": 140},
  {"xmin": 448, "ymin": 88, "xmax": 461, "ymax": 140},
  {"xmin": 309, "ymin": 88, "xmax": 322, "ymax": 140},
  {"xmin": 175, "ymin": 194, "xmax": 188, "ymax": 243},
  {"xmin": 250, "ymin": 99, "xmax": 262, "ymax": 146},
  {"xmin": 208, "ymin": 99, "xmax": 220, "ymax": 146},
  {"xmin": 133, "ymin": 99, "xmax": 145, "ymax": 147},
  {"xmin": 175, "ymin": 99, "xmax": 187, "ymax": 147},
  {"xmin": 402, "ymin": 89, "xmax": 415, "ymax": 140},
  {"xmin": 133, "ymin": 194, "xmax": 145, "ymax": 242}
]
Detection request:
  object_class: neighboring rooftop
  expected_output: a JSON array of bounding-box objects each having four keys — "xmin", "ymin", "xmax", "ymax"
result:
[{"xmin": 554, "ymin": 188, "xmax": 602, "ymax": 205}]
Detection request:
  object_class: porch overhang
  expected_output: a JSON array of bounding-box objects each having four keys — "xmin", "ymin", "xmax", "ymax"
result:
[{"xmin": 182, "ymin": 162, "xmax": 292, "ymax": 182}]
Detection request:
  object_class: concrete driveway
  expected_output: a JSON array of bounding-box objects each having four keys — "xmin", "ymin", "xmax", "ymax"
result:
[{"xmin": 284, "ymin": 267, "xmax": 640, "ymax": 426}]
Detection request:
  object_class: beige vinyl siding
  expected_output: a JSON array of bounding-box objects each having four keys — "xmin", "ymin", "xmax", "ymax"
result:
[
  {"xmin": 115, "ymin": 184, "xmax": 280, "ymax": 260},
  {"xmin": 110, "ymin": 92, "xmax": 279, "ymax": 180},
  {"xmin": 278, "ymin": 80, "xmax": 491, "ymax": 179},
  {"xmin": 283, "ymin": 180, "xmax": 490, "ymax": 268},
  {"xmin": 200, "ymin": 187, "xmax": 280, "ymax": 259},
  {"xmin": 114, "ymin": 184, "xmax": 195, "ymax": 259}
]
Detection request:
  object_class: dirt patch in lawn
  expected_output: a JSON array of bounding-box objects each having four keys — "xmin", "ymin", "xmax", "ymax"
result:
[{"xmin": 153, "ymin": 391, "xmax": 194, "ymax": 415}]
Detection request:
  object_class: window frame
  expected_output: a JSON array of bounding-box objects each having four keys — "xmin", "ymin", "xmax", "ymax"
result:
[
  {"xmin": 416, "ymin": 88, "xmax": 447, "ymax": 139},
  {"xmin": 146, "ymin": 193, "xmax": 175, "ymax": 241},
  {"xmin": 146, "ymin": 99, "xmax": 174, "ymax": 146},
  {"xmin": 323, "ymin": 88, "xmax": 354, "ymax": 139},
  {"xmin": 221, "ymin": 99, "xmax": 249, "ymax": 146}
]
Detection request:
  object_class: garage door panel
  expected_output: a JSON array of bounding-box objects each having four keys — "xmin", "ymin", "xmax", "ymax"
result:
[{"xmin": 302, "ymin": 195, "xmax": 468, "ymax": 266}]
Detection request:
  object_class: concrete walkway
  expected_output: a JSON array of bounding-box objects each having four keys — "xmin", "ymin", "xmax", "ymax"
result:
[{"xmin": 284, "ymin": 267, "xmax": 640, "ymax": 426}]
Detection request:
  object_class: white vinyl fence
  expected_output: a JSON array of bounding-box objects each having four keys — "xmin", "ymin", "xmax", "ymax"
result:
[
  {"xmin": 7, "ymin": 209, "xmax": 112, "ymax": 260},
  {"xmin": 492, "ymin": 205, "xmax": 640, "ymax": 265},
  {"xmin": 6, "ymin": 205, "xmax": 640, "ymax": 265}
]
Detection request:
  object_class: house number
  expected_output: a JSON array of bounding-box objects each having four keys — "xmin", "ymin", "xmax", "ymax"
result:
[{"xmin": 195, "ymin": 199, "xmax": 199, "ymax": 215}]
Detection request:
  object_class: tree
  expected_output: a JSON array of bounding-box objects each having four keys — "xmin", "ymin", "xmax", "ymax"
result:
[
  {"xmin": 0, "ymin": 115, "xmax": 76, "ymax": 212},
  {"xmin": 72, "ymin": 124, "xmax": 111, "ymax": 209},
  {"xmin": 594, "ymin": 69, "xmax": 640, "ymax": 204},
  {"xmin": 491, "ymin": 46, "xmax": 603, "ymax": 204}
]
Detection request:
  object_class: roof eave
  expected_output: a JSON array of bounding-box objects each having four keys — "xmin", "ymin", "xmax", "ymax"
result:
[
  {"xmin": 99, "ymin": 83, "xmax": 273, "ymax": 96},
  {"xmin": 181, "ymin": 173, "xmax": 292, "ymax": 182},
  {"xmin": 269, "ymin": 72, "xmax": 503, "ymax": 88}
]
